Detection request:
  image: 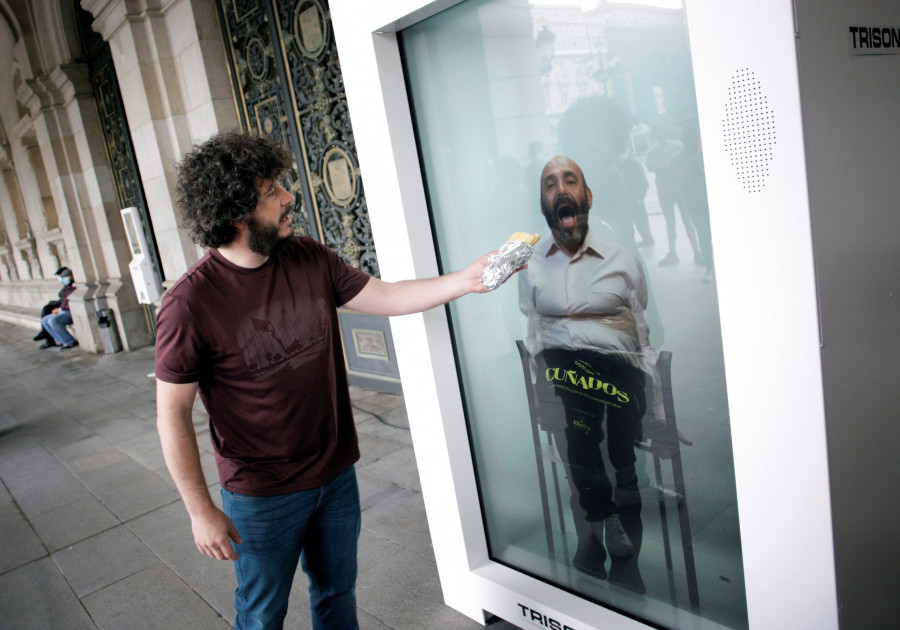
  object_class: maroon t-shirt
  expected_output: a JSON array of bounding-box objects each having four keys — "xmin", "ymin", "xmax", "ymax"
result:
[{"xmin": 155, "ymin": 237, "xmax": 371, "ymax": 496}]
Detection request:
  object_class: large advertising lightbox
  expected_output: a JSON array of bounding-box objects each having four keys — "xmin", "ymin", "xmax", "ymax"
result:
[{"xmin": 331, "ymin": 1, "xmax": 838, "ymax": 628}]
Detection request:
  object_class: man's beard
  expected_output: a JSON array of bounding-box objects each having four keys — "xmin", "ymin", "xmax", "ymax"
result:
[
  {"xmin": 246, "ymin": 214, "xmax": 290, "ymax": 257},
  {"xmin": 543, "ymin": 195, "xmax": 589, "ymax": 251}
]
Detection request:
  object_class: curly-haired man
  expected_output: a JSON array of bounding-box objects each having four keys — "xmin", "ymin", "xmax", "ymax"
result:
[{"xmin": 155, "ymin": 131, "xmax": 496, "ymax": 630}]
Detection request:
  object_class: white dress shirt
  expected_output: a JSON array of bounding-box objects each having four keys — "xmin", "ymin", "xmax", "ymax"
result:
[{"xmin": 519, "ymin": 228, "xmax": 651, "ymax": 370}]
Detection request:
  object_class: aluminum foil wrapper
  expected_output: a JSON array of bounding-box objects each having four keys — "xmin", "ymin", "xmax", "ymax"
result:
[{"xmin": 480, "ymin": 240, "xmax": 534, "ymax": 291}]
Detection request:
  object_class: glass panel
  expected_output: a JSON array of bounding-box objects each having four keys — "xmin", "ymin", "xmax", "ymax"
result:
[{"xmin": 400, "ymin": 1, "xmax": 746, "ymax": 628}]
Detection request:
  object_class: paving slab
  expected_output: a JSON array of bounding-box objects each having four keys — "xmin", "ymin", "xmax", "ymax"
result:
[
  {"xmin": 82, "ymin": 562, "xmax": 232, "ymax": 630},
  {"xmin": 128, "ymin": 501, "xmax": 237, "ymax": 620},
  {"xmin": 360, "ymin": 446, "xmax": 422, "ymax": 492},
  {"xmin": 356, "ymin": 548, "xmax": 516, "ymax": 630},
  {"xmin": 358, "ymin": 526, "xmax": 404, "ymax": 576},
  {"xmin": 362, "ymin": 489, "xmax": 436, "ymax": 561},
  {"xmin": 355, "ymin": 415, "xmax": 414, "ymax": 448},
  {"xmin": 83, "ymin": 414, "xmax": 156, "ymax": 445},
  {"xmin": 52, "ymin": 435, "xmax": 131, "ymax": 476},
  {"xmin": 0, "ymin": 557, "xmax": 96, "ymax": 630},
  {"xmin": 30, "ymin": 494, "xmax": 120, "ymax": 552},
  {"xmin": 356, "ymin": 431, "xmax": 406, "ymax": 467},
  {"xmin": 78, "ymin": 458, "xmax": 179, "ymax": 521},
  {"xmin": 116, "ymin": 430, "xmax": 167, "ymax": 471},
  {"xmin": 0, "ymin": 501, "xmax": 48, "ymax": 573},
  {"xmin": 28, "ymin": 415, "xmax": 94, "ymax": 450},
  {"xmin": 357, "ymin": 468, "xmax": 405, "ymax": 512},
  {"xmin": 0, "ymin": 453, "xmax": 93, "ymax": 519},
  {"xmin": 52, "ymin": 524, "xmax": 159, "ymax": 597}
]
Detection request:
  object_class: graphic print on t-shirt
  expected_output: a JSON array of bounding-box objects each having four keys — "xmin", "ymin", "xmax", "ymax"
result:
[{"xmin": 236, "ymin": 296, "xmax": 327, "ymax": 379}]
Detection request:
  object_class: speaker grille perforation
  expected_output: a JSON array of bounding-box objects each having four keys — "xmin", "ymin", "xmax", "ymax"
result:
[{"xmin": 722, "ymin": 68, "xmax": 776, "ymax": 193}]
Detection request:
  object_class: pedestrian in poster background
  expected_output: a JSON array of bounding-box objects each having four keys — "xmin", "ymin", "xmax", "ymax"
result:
[
  {"xmin": 155, "ymin": 131, "xmax": 502, "ymax": 630},
  {"xmin": 645, "ymin": 124, "xmax": 701, "ymax": 267},
  {"xmin": 669, "ymin": 124, "xmax": 714, "ymax": 282},
  {"xmin": 556, "ymin": 96, "xmax": 636, "ymax": 253},
  {"xmin": 556, "ymin": 94, "xmax": 665, "ymax": 347},
  {"xmin": 615, "ymin": 148, "xmax": 654, "ymax": 248}
]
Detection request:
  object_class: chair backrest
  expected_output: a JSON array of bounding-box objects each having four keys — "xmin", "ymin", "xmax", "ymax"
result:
[
  {"xmin": 637, "ymin": 349, "xmax": 685, "ymax": 459},
  {"xmin": 516, "ymin": 340, "xmax": 541, "ymax": 428},
  {"xmin": 657, "ymin": 350, "xmax": 677, "ymax": 429}
]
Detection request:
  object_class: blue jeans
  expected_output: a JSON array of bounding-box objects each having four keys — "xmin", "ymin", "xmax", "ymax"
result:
[
  {"xmin": 41, "ymin": 310, "xmax": 75, "ymax": 345},
  {"xmin": 221, "ymin": 465, "xmax": 361, "ymax": 630}
]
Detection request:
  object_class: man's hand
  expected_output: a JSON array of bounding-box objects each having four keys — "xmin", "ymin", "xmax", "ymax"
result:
[
  {"xmin": 191, "ymin": 505, "xmax": 242, "ymax": 560},
  {"xmin": 463, "ymin": 252, "xmax": 528, "ymax": 295},
  {"xmin": 462, "ymin": 254, "xmax": 492, "ymax": 294}
]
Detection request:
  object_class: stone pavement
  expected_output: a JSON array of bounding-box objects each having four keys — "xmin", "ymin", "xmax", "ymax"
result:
[{"xmin": 0, "ymin": 320, "xmax": 517, "ymax": 630}]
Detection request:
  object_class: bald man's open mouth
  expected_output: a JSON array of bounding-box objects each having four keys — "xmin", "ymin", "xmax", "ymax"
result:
[{"xmin": 554, "ymin": 196, "xmax": 579, "ymax": 229}]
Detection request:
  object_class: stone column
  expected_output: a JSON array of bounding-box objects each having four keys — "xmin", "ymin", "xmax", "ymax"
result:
[
  {"xmin": 17, "ymin": 63, "xmax": 156, "ymax": 351},
  {"xmin": 83, "ymin": 0, "xmax": 240, "ymax": 282},
  {"xmin": 0, "ymin": 142, "xmax": 34, "ymax": 280}
]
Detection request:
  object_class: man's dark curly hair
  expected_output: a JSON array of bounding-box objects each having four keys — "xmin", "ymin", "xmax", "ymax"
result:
[{"xmin": 175, "ymin": 131, "xmax": 293, "ymax": 248}]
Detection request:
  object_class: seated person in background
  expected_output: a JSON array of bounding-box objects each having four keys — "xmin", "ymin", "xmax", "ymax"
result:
[
  {"xmin": 39, "ymin": 267, "xmax": 78, "ymax": 350},
  {"xmin": 33, "ymin": 267, "xmax": 73, "ymax": 347}
]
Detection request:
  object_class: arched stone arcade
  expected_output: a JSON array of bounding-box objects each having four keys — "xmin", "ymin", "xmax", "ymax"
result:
[{"xmin": 0, "ymin": 0, "xmax": 238, "ymax": 352}]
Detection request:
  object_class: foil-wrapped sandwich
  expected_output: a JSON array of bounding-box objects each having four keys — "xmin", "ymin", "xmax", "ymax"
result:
[{"xmin": 480, "ymin": 232, "xmax": 541, "ymax": 291}]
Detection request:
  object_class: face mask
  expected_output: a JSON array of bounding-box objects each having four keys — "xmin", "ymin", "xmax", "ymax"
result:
[{"xmin": 59, "ymin": 276, "xmax": 72, "ymax": 286}]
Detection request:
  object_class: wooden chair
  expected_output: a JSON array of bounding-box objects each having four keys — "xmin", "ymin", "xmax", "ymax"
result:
[
  {"xmin": 515, "ymin": 341, "xmax": 699, "ymax": 611},
  {"xmin": 637, "ymin": 349, "xmax": 700, "ymax": 611},
  {"xmin": 516, "ymin": 340, "xmax": 570, "ymax": 574}
]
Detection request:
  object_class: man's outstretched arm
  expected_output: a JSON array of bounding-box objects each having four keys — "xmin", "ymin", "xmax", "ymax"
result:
[
  {"xmin": 344, "ymin": 254, "xmax": 496, "ymax": 316},
  {"xmin": 157, "ymin": 379, "xmax": 242, "ymax": 560}
]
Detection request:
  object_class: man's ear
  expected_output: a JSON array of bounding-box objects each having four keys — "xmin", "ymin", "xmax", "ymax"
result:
[
  {"xmin": 232, "ymin": 213, "xmax": 249, "ymax": 230},
  {"xmin": 586, "ymin": 186, "xmax": 593, "ymax": 210}
]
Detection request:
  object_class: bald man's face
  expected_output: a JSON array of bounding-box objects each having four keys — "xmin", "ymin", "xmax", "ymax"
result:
[{"xmin": 540, "ymin": 158, "xmax": 592, "ymax": 254}]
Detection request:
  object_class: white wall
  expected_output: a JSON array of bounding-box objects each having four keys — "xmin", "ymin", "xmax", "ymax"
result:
[{"xmin": 794, "ymin": 2, "xmax": 900, "ymax": 627}]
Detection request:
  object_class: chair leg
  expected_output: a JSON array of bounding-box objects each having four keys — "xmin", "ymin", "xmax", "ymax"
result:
[
  {"xmin": 548, "ymin": 433, "xmax": 569, "ymax": 563},
  {"xmin": 532, "ymin": 422, "xmax": 556, "ymax": 564},
  {"xmin": 654, "ymin": 454, "xmax": 678, "ymax": 604},
  {"xmin": 672, "ymin": 451, "xmax": 700, "ymax": 612}
]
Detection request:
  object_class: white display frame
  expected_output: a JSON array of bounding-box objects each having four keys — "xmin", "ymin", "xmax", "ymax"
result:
[{"xmin": 330, "ymin": 1, "xmax": 839, "ymax": 627}]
